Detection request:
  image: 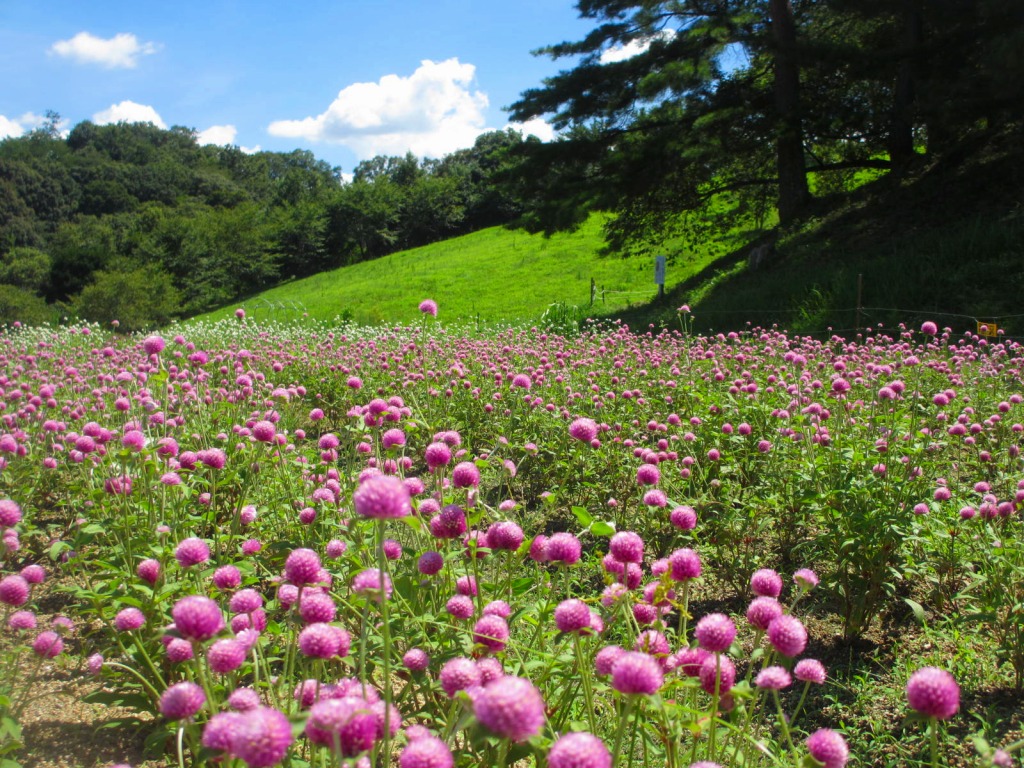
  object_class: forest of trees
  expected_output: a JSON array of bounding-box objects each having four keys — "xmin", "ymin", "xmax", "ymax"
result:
[
  {"xmin": 1, "ymin": 0, "xmax": 1021, "ymax": 329},
  {"xmin": 0, "ymin": 119, "xmax": 531, "ymax": 328}
]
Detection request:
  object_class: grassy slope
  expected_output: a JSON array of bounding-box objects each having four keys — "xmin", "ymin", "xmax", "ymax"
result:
[
  {"xmin": 617, "ymin": 130, "xmax": 1024, "ymax": 337},
  {"xmin": 198, "ymin": 129, "xmax": 1023, "ymax": 337},
  {"xmin": 195, "ymin": 213, "xmax": 740, "ymax": 328}
]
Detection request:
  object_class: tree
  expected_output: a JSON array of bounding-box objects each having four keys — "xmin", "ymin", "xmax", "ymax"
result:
[
  {"xmin": 74, "ymin": 263, "xmax": 181, "ymax": 331},
  {"xmin": 507, "ymin": 0, "xmax": 815, "ymax": 245},
  {"xmin": 0, "ymin": 247, "xmax": 51, "ymax": 293}
]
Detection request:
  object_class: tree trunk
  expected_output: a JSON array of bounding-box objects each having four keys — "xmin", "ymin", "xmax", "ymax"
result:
[
  {"xmin": 889, "ymin": 1, "xmax": 923, "ymax": 177},
  {"xmin": 769, "ymin": 0, "xmax": 809, "ymax": 225}
]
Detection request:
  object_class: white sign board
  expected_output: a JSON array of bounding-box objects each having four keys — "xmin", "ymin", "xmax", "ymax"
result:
[{"xmin": 654, "ymin": 254, "xmax": 666, "ymax": 286}]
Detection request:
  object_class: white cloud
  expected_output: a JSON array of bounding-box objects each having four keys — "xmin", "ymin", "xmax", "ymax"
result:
[
  {"xmin": 509, "ymin": 117, "xmax": 555, "ymax": 143},
  {"xmin": 268, "ymin": 58, "xmax": 490, "ymax": 160},
  {"xmin": 197, "ymin": 124, "xmax": 238, "ymax": 146},
  {"xmin": 0, "ymin": 112, "xmax": 70, "ymax": 139},
  {"xmin": 600, "ymin": 30, "xmax": 676, "ymax": 63},
  {"xmin": 240, "ymin": 145, "xmax": 261, "ymax": 155},
  {"xmin": 0, "ymin": 115, "xmax": 23, "ymax": 140},
  {"xmin": 50, "ymin": 31, "xmax": 158, "ymax": 69},
  {"xmin": 92, "ymin": 100, "xmax": 167, "ymax": 128}
]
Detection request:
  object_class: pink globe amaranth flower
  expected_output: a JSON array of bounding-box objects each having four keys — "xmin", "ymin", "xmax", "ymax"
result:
[
  {"xmin": 284, "ymin": 547, "xmax": 322, "ymax": 586},
  {"xmin": 794, "ymin": 659, "xmax": 827, "ymax": 684},
  {"xmin": 611, "ymin": 651, "xmax": 664, "ymax": 695},
  {"xmin": 0, "ymin": 500, "xmax": 22, "ymax": 527},
  {"xmin": 440, "ymin": 657, "xmax": 481, "ymax": 697},
  {"xmin": 473, "ymin": 615, "xmax": 510, "ymax": 652},
  {"xmin": 165, "ymin": 637, "xmax": 195, "ymax": 663},
  {"xmin": 417, "ymin": 551, "xmax": 443, "ymax": 575},
  {"xmin": 609, "ymin": 531, "xmax": 644, "ymax": 563},
  {"xmin": 213, "ymin": 565, "xmax": 242, "ymax": 591},
  {"xmin": 325, "ymin": 539, "xmax": 347, "ymax": 559},
  {"xmin": 203, "ymin": 710, "xmax": 244, "ymax": 754},
  {"xmin": 172, "ymin": 595, "xmax": 225, "ymax": 641},
  {"xmin": 670, "ymin": 505, "xmax": 697, "ymax": 530},
  {"xmin": 175, "ymin": 537, "xmax": 210, "ymax": 568},
  {"xmin": 142, "ymin": 335, "xmax": 166, "ymax": 355},
  {"xmin": 352, "ymin": 568, "xmax": 392, "ymax": 602},
  {"xmin": 451, "ymin": 461, "xmax": 480, "ymax": 489},
  {"xmin": 382, "ymin": 428, "xmax": 406, "ymax": 450},
  {"xmin": 305, "ymin": 697, "xmax": 378, "ymax": 757},
  {"xmin": 486, "ymin": 521, "xmax": 524, "ymax": 551},
  {"xmin": 197, "ymin": 448, "xmax": 227, "ymax": 470},
  {"xmin": 8, "ymin": 610, "xmax": 35, "ymax": 631},
  {"xmin": 483, "ymin": 600, "xmax": 511, "ymax": 618},
  {"xmin": 746, "ymin": 596, "xmax": 783, "ymax": 631},
  {"xmin": 232, "ymin": 706, "xmax": 294, "ymax": 768},
  {"xmin": 569, "ymin": 418, "xmax": 599, "ymax": 443},
  {"xmin": 473, "ymin": 676, "xmax": 545, "ymax": 742},
  {"xmin": 695, "ymin": 613, "xmax": 736, "ymax": 653},
  {"xmin": 32, "ymin": 630, "xmax": 63, "ymax": 658},
  {"xmin": 299, "ymin": 591, "xmax": 337, "ymax": 624},
  {"xmin": 793, "ymin": 568, "xmax": 819, "ymax": 590},
  {"xmin": 400, "ymin": 733, "xmax": 453, "ymax": 768},
  {"xmin": 403, "ymin": 648, "xmax": 430, "ymax": 672},
  {"xmin": 251, "ymin": 420, "xmax": 276, "ymax": 442},
  {"xmin": 104, "ymin": 475, "xmax": 133, "ymax": 495},
  {"xmin": 160, "ymin": 681, "xmax": 205, "ymax": 720},
  {"xmin": 230, "ymin": 588, "xmax": 263, "ymax": 615},
  {"xmin": 548, "ymin": 731, "xmax": 612, "ymax": 768},
  {"xmin": 208, "ymin": 638, "xmax": 247, "ymax": 674},
  {"xmin": 633, "ymin": 602, "xmax": 658, "ymax": 626},
  {"xmin": 636, "ymin": 464, "xmax": 660, "ymax": 486},
  {"xmin": 430, "ymin": 505, "xmax": 467, "ymax": 539},
  {"xmin": 767, "ymin": 615, "xmax": 808, "ymax": 657},
  {"xmin": 698, "ymin": 653, "xmax": 737, "ymax": 694},
  {"xmin": 668, "ymin": 548, "xmax": 701, "ymax": 580},
  {"xmin": 0, "ymin": 575, "xmax": 30, "ymax": 607},
  {"xmin": 674, "ymin": 647, "xmax": 710, "ymax": 678},
  {"xmin": 226, "ymin": 687, "xmax": 260, "ymax": 712},
  {"xmin": 555, "ymin": 599, "xmax": 592, "ymax": 633},
  {"xmin": 446, "ymin": 594, "xmax": 475, "ymax": 620},
  {"xmin": 87, "ymin": 652, "xmax": 104, "ymax": 675},
  {"xmin": 546, "ymin": 532, "xmax": 582, "ymax": 564},
  {"xmin": 921, "ymin": 320, "xmax": 938, "ymax": 335},
  {"xmin": 805, "ymin": 728, "xmax": 850, "ymax": 768},
  {"xmin": 137, "ymin": 558, "xmax": 161, "ymax": 584},
  {"xmin": 299, "ymin": 623, "xmax": 350, "ymax": 659},
  {"xmin": 419, "ymin": 299, "xmax": 438, "ymax": 316},
  {"xmin": 114, "ymin": 607, "xmax": 146, "ymax": 631},
  {"xmin": 354, "ymin": 475, "xmax": 411, "ymax": 519},
  {"xmin": 635, "ymin": 630, "xmax": 671, "ymax": 666},
  {"xmin": 511, "ymin": 373, "xmax": 532, "ymax": 389},
  {"xmin": 595, "ymin": 645, "xmax": 625, "ymax": 676},
  {"xmin": 906, "ymin": 667, "xmax": 960, "ymax": 720},
  {"xmin": 424, "ymin": 442, "xmax": 452, "ymax": 470},
  {"xmin": 750, "ymin": 568, "xmax": 783, "ymax": 598},
  {"xmin": 755, "ymin": 666, "xmax": 792, "ymax": 690}
]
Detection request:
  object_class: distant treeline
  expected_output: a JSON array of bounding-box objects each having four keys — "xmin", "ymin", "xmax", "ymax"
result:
[{"xmin": 0, "ymin": 119, "xmax": 533, "ymax": 328}]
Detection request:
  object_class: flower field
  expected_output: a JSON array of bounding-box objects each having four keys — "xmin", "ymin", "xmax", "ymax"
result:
[{"xmin": 0, "ymin": 310, "xmax": 1021, "ymax": 768}]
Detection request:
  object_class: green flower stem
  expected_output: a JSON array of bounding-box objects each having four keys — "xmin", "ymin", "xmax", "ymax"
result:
[
  {"xmin": 612, "ymin": 698, "xmax": 635, "ymax": 768},
  {"xmin": 376, "ymin": 518, "xmax": 394, "ymax": 766},
  {"xmin": 572, "ymin": 632, "xmax": 598, "ymax": 733}
]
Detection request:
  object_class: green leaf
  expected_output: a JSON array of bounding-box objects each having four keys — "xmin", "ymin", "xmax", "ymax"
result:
[
  {"xmin": 590, "ymin": 520, "xmax": 616, "ymax": 537},
  {"xmin": 571, "ymin": 506, "xmax": 594, "ymax": 527},
  {"xmin": 903, "ymin": 598, "xmax": 927, "ymax": 626}
]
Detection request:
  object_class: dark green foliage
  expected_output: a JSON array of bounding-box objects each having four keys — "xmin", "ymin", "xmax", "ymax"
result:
[
  {"xmin": 73, "ymin": 263, "xmax": 181, "ymax": 331},
  {"xmin": 0, "ymin": 120, "xmax": 529, "ymax": 322},
  {"xmin": 0, "ymin": 247, "xmax": 50, "ymax": 293},
  {"xmin": 0, "ymin": 284, "xmax": 53, "ymax": 326}
]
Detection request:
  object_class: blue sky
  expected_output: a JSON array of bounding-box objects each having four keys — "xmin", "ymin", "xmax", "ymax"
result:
[{"xmin": 0, "ymin": 0, "xmax": 598, "ymax": 173}]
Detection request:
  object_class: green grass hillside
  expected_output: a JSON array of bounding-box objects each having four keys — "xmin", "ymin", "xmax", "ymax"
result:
[
  {"xmin": 195, "ymin": 214, "xmax": 739, "ymax": 327},
  {"xmin": 198, "ymin": 129, "xmax": 1024, "ymax": 338}
]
